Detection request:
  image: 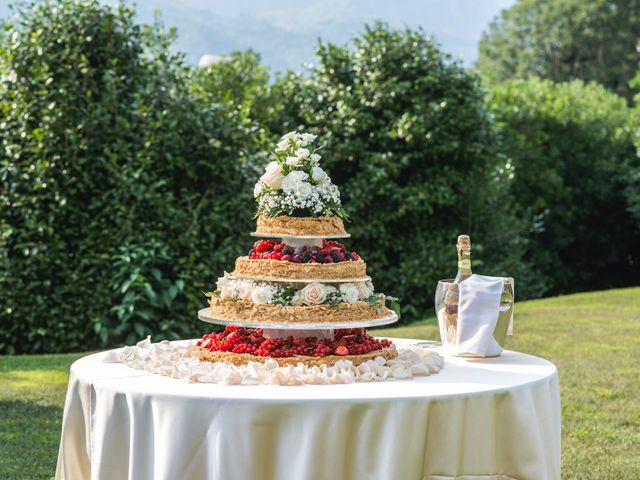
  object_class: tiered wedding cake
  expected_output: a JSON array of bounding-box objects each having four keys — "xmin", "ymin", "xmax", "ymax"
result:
[{"xmin": 195, "ymin": 132, "xmax": 400, "ymax": 367}]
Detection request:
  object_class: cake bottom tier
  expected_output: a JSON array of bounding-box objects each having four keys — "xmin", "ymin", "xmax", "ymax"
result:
[
  {"xmin": 194, "ymin": 326, "xmax": 397, "ymax": 367},
  {"xmin": 194, "ymin": 345, "xmax": 398, "ymax": 367}
]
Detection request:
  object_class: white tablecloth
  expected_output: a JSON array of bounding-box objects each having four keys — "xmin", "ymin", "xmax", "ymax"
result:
[{"xmin": 55, "ymin": 338, "xmax": 560, "ymax": 480}]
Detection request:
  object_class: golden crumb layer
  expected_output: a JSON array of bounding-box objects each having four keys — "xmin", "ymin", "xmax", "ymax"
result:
[
  {"xmin": 255, "ymin": 215, "xmax": 348, "ymax": 237},
  {"xmin": 233, "ymin": 257, "xmax": 367, "ymax": 281},
  {"xmin": 208, "ymin": 298, "xmax": 393, "ymax": 325},
  {"xmin": 194, "ymin": 345, "xmax": 398, "ymax": 367}
]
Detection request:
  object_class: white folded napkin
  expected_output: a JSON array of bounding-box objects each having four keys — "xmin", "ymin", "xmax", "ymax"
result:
[{"xmin": 455, "ymin": 274, "xmax": 504, "ymax": 357}]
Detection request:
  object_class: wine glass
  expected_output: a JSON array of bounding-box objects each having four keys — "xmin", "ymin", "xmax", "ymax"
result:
[{"xmin": 435, "ymin": 279, "xmax": 458, "ymax": 345}]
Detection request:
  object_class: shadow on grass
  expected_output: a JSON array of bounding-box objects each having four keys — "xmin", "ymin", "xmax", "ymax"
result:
[{"xmin": 0, "ymin": 400, "xmax": 63, "ymax": 480}]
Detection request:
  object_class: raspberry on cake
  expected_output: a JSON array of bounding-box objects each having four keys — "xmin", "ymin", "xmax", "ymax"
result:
[{"xmin": 248, "ymin": 239, "xmax": 360, "ymax": 264}]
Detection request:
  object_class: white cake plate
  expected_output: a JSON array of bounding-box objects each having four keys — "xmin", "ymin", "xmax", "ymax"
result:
[
  {"xmin": 250, "ymin": 232, "xmax": 350, "ymax": 240},
  {"xmin": 227, "ymin": 273, "xmax": 372, "ymax": 284},
  {"xmin": 197, "ymin": 308, "xmax": 398, "ymax": 330}
]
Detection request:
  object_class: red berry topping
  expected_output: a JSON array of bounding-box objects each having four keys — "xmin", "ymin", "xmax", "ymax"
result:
[
  {"xmin": 247, "ymin": 240, "xmax": 361, "ymax": 264},
  {"xmin": 199, "ymin": 327, "xmax": 391, "ymax": 359}
]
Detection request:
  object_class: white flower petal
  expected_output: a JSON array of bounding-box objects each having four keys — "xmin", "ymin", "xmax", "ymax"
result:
[{"xmin": 295, "ymin": 148, "xmax": 310, "ymax": 159}]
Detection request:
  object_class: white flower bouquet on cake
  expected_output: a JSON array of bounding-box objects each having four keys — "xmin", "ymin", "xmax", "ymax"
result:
[{"xmin": 253, "ymin": 131, "xmax": 347, "ymax": 219}]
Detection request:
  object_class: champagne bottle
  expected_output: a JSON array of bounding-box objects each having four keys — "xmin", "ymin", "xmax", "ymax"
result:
[
  {"xmin": 442, "ymin": 235, "xmax": 472, "ymax": 341},
  {"xmin": 454, "ymin": 235, "xmax": 472, "ymax": 283}
]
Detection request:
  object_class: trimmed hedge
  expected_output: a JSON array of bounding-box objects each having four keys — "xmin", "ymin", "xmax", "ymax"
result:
[
  {"xmin": 0, "ymin": 0, "xmax": 256, "ymax": 353},
  {"xmin": 488, "ymin": 78, "xmax": 640, "ymax": 296}
]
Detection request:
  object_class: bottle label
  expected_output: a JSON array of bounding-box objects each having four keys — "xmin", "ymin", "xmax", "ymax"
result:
[{"xmin": 458, "ymin": 259, "xmax": 471, "ymax": 270}]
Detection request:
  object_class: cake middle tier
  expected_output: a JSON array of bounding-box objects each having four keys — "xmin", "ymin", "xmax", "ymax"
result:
[
  {"xmin": 233, "ymin": 256, "xmax": 367, "ymax": 281},
  {"xmin": 208, "ymin": 297, "xmax": 395, "ymax": 325}
]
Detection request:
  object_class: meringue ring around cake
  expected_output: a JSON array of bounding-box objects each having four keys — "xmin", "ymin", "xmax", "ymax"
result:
[{"xmin": 197, "ymin": 308, "xmax": 399, "ymax": 330}]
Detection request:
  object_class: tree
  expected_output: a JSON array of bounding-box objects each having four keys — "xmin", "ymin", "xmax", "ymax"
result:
[
  {"xmin": 477, "ymin": 0, "xmax": 640, "ymax": 101},
  {"xmin": 262, "ymin": 23, "xmax": 525, "ymax": 320},
  {"xmin": 489, "ymin": 78, "xmax": 640, "ymax": 296},
  {"xmin": 190, "ymin": 49, "xmax": 273, "ymax": 176}
]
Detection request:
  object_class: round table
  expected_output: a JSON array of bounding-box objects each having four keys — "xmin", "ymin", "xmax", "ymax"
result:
[{"xmin": 55, "ymin": 338, "xmax": 560, "ymax": 480}]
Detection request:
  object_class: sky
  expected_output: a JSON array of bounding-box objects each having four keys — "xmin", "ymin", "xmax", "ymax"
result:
[{"xmin": 1, "ymin": 0, "xmax": 516, "ymax": 73}]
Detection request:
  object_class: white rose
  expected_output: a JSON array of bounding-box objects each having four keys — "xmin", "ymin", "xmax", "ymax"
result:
[
  {"xmin": 251, "ymin": 285, "xmax": 274, "ymax": 305},
  {"xmin": 295, "ymin": 148, "xmax": 310, "ymax": 159},
  {"xmin": 285, "ymin": 156, "xmax": 301, "ymax": 166},
  {"xmin": 239, "ymin": 281, "xmax": 253, "ymax": 301},
  {"xmin": 339, "ymin": 283, "xmax": 360, "ymax": 304},
  {"xmin": 289, "ymin": 170, "xmax": 309, "ymax": 181},
  {"xmin": 300, "ymin": 133, "xmax": 317, "ymax": 145},
  {"xmin": 283, "ymin": 131, "xmax": 298, "ymax": 140},
  {"xmin": 310, "ymin": 153, "xmax": 321, "ymax": 163},
  {"xmin": 291, "ymin": 290, "xmax": 304, "ymax": 306},
  {"xmin": 281, "ymin": 171, "xmax": 309, "ymax": 194},
  {"xmin": 217, "ymin": 275, "xmax": 234, "ymax": 300},
  {"xmin": 294, "ymin": 181, "xmax": 312, "ymax": 198},
  {"xmin": 281, "ymin": 174, "xmax": 300, "ymax": 194},
  {"xmin": 276, "ymin": 138, "xmax": 290, "ymax": 151},
  {"xmin": 301, "ymin": 283, "xmax": 327, "ymax": 305},
  {"xmin": 253, "ymin": 182, "xmax": 263, "ymax": 198},
  {"xmin": 356, "ymin": 282, "xmax": 374, "ymax": 300},
  {"xmin": 260, "ymin": 161, "xmax": 284, "ymax": 189},
  {"xmin": 311, "ymin": 166, "xmax": 329, "ymax": 185}
]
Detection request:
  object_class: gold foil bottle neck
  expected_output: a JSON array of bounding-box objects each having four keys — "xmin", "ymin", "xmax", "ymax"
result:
[{"xmin": 457, "ymin": 234, "xmax": 471, "ymax": 253}]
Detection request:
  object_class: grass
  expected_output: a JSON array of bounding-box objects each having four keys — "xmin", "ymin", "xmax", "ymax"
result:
[
  {"xmin": 0, "ymin": 353, "xmax": 85, "ymax": 480},
  {"xmin": 1, "ymin": 287, "xmax": 639, "ymax": 479}
]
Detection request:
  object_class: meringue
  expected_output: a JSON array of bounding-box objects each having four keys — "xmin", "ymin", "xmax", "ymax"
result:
[{"xmin": 104, "ymin": 339, "xmax": 444, "ymax": 386}]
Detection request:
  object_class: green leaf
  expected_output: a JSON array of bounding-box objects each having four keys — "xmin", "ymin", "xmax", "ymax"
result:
[
  {"xmin": 385, "ymin": 295, "xmax": 402, "ymax": 320},
  {"xmin": 133, "ymin": 322, "xmax": 146, "ymax": 337}
]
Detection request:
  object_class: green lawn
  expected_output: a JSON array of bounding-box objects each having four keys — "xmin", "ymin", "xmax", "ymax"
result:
[{"xmin": 1, "ymin": 287, "xmax": 639, "ymax": 479}]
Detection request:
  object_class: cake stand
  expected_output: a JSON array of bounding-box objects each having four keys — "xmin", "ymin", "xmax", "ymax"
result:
[{"xmin": 198, "ymin": 232, "xmax": 399, "ymax": 350}]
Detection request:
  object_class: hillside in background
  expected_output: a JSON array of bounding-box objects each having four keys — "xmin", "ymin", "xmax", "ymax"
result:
[{"xmin": 0, "ymin": 0, "xmax": 515, "ymax": 72}]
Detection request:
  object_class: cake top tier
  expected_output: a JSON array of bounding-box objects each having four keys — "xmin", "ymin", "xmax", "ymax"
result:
[{"xmin": 253, "ymin": 132, "xmax": 348, "ymax": 220}]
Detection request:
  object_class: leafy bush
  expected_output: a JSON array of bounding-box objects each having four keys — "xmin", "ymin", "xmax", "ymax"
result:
[
  {"xmin": 0, "ymin": 0, "xmax": 256, "ymax": 353},
  {"xmin": 261, "ymin": 24, "xmax": 525, "ymax": 321},
  {"xmin": 190, "ymin": 49, "xmax": 272, "ymax": 177},
  {"xmin": 488, "ymin": 78, "xmax": 640, "ymax": 296}
]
